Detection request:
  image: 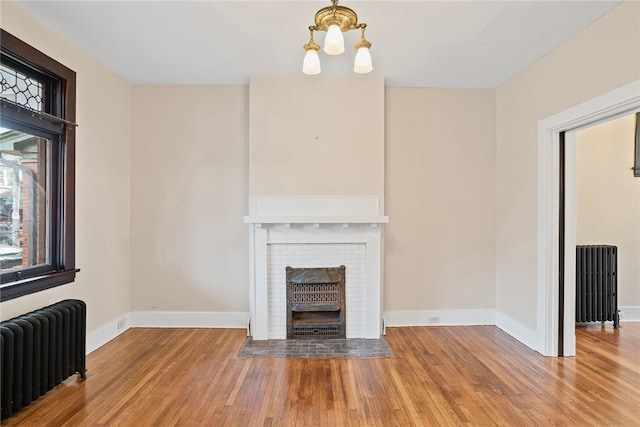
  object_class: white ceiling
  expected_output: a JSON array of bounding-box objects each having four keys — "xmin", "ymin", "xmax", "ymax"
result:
[{"xmin": 14, "ymin": 0, "xmax": 621, "ymax": 88}]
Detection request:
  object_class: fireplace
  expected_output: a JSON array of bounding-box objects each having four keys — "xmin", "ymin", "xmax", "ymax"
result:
[
  {"xmin": 287, "ymin": 266, "xmax": 346, "ymax": 339},
  {"xmin": 244, "ymin": 196, "xmax": 388, "ymax": 340}
]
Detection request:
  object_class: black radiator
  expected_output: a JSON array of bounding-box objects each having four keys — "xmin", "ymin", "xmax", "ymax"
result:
[
  {"xmin": 0, "ymin": 299, "xmax": 86, "ymax": 420},
  {"xmin": 576, "ymin": 245, "xmax": 619, "ymax": 328}
]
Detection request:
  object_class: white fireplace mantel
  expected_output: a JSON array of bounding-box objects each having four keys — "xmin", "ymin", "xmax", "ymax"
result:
[
  {"xmin": 245, "ymin": 196, "xmax": 388, "ymax": 340},
  {"xmin": 244, "ymin": 196, "xmax": 388, "ymax": 226},
  {"xmin": 244, "ymin": 215, "xmax": 389, "ymax": 226}
]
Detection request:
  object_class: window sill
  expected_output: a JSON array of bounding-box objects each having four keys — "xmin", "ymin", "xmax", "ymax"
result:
[{"xmin": 0, "ymin": 269, "xmax": 80, "ymax": 302}]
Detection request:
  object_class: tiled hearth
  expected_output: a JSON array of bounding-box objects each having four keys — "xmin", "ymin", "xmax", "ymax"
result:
[
  {"xmin": 238, "ymin": 337, "xmax": 394, "ymax": 359},
  {"xmin": 245, "ymin": 196, "xmax": 388, "ymax": 340}
]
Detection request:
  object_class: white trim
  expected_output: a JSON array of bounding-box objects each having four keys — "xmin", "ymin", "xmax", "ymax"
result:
[
  {"xmin": 83, "ymin": 304, "xmax": 640, "ymax": 356},
  {"xmin": 130, "ymin": 311, "xmax": 249, "ymax": 328},
  {"xmin": 384, "ymin": 309, "xmax": 495, "ymax": 327},
  {"xmin": 495, "ymin": 310, "xmax": 545, "ymax": 354},
  {"xmin": 244, "ymin": 215, "xmax": 389, "ymax": 224},
  {"xmin": 86, "ymin": 311, "xmax": 250, "ymax": 354},
  {"xmin": 248, "ymin": 223, "xmax": 257, "ymax": 338},
  {"xmin": 620, "ymin": 306, "xmax": 640, "ymax": 322},
  {"xmin": 537, "ymin": 80, "xmax": 640, "ymax": 356},
  {"xmin": 252, "ymin": 226, "xmax": 269, "ymax": 339},
  {"xmin": 86, "ymin": 313, "xmax": 131, "ymax": 354},
  {"xmin": 245, "ymin": 196, "xmax": 388, "ymax": 225}
]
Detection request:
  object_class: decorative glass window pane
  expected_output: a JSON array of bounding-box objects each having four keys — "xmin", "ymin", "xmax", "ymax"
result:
[
  {"xmin": 0, "ymin": 128, "xmax": 50, "ymax": 271},
  {"xmin": 0, "ymin": 63, "xmax": 44, "ymax": 111}
]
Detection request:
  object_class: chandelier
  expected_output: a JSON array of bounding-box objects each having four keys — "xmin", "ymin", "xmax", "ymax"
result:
[{"xmin": 303, "ymin": 0, "xmax": 372, "ymax": 75}]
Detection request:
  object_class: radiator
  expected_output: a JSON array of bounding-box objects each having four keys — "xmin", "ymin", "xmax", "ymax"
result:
[
  {"xmin": 576, "ymin": 245, "xmax": 619, "ymax": 328},
  {"xmin": 0, "ymin": 299, "xmax": 86, "ymax": 420}
]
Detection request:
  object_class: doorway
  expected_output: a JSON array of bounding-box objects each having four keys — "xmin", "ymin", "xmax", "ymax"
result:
[
  {"xmin": 558, "ymin": 114, "xmax": 639, "ymax": 355},
  {"xmin": 537, "ymin": 80, "xmax": 640, "ymax": 357}
]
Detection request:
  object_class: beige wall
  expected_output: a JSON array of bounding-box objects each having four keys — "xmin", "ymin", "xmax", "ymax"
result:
[
  {"xmin": 129, "ymin": 82, "xmax": 498, "ymax": 318},
  {"xmin": 249, "ymin": 77, "xmax": 385, "ymax": 199},
  {"xmin": 130, "ymin": 86, "xmax": 248, "ymax": 312},
  {"xmin": 385, "ymin": 88, "xmax": 496, "ymax": 311},
  {"xmin": 496, "ymin": 1, "xmax": 640, "ymax": 329},
  {"xmin": 576, "ymin": 114, "xmax": 640, "ymax": 306},
  {"xmin": 0, "ymin": 1, "xmax": 132, "ymax": 332}
]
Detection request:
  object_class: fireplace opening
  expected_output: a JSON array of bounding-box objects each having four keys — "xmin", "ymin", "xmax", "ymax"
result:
[{"xmin": 286, "ymin": 265, "xmax": 346, "ymax": 339}]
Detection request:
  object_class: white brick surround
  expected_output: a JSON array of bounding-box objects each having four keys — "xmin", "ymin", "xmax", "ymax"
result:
[
  {"xmin": 245, "ymin": 196, "xmax": 388, "ymax": 340},
  {"xmin": 268, "ymin": 243, "xmax": 366, "ymax": 339}
]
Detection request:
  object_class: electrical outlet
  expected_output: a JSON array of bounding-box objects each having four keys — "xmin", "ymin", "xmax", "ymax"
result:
[{"xmin": 117, "ymin": 318, "xmax": 126, "ymax": 330}]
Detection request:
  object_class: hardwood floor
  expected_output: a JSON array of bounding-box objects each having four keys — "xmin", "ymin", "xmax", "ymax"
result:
[{"xmin": 4, "ymin": 324, "xmax": 639, "ymax": 426}]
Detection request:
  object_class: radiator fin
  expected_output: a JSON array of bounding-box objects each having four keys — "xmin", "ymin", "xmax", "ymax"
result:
[
  {"xmin": 1, "ymin": 299, "xmax": 86, "ymax": 420},
  {"xmin": 576, "ymin": 245, "xmax": 619, "ymax": 328}
]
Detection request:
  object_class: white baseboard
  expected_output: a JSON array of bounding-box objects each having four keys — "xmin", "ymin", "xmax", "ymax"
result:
[
  {"xmin": 86, "ymin": 313, "xmax": 132, "ymax": 354},
  {"xmin": 620, "ymin": 306, "xmax": 640, "ymax": 322},
  {"xmin": 495, "ymin": 310, "xmax": 545, "ymax": 355},
  {"xmin": 90, "ymin": 307, "xmax": 634, "ymax": 356},
  {"xmin": 86, "ymin": 311, "xmax": 249, "ymax": 354},
  {"xmin": 384, "ymin": 309, "xmax": 495, "ymax": 327},
  {"xmin": 130, "ymin": 311, "xmax": 249, "ymax": 328}
]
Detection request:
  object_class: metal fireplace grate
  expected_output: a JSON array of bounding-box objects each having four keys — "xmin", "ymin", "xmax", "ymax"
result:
[
  {"xmin": 291, "ymin": 324, "xmax": 342, "ymax": 337},
  {"xmin": 290, "ymin": 283, "xmax": 341, "ymax": 305},
  {"xmin": 286, "ymin": 266, "xmax": 346, "ymax": 339}
]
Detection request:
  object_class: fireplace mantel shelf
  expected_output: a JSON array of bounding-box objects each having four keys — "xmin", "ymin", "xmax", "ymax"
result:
[{"xmin": 244, "ymin": 215, "xmax": 389, "ymax": 226}]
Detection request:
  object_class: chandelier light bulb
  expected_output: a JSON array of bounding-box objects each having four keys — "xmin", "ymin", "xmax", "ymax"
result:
[
  {"xmin": 354, "ymin": 46, "xmax": 372, "ymax": 74},
  {"xmin": 324, "ymin": 24, "xmax": 345, "ymax": 55},
  {"xmin": 303, "ymin": 48, "xmax": 321, "ymax": 75},
  {"xmin": 353, "ymin": 34, "xmax": 372, "ymax": 74}
]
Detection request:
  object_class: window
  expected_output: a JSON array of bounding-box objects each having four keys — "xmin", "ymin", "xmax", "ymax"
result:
[{"xmin": 0, "ymin": 29, "xmax": 78, "ymax": 301}]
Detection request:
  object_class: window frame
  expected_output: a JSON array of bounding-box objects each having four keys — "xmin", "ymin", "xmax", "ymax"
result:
[{"xmin": 0, "ymin": 29, "xmax": 78, "ymax": 302}]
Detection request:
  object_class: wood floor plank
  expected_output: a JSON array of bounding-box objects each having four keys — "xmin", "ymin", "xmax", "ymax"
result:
[{"xmin": 2, "ymin": 324, "xmax": 639, "ymax": 426}]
